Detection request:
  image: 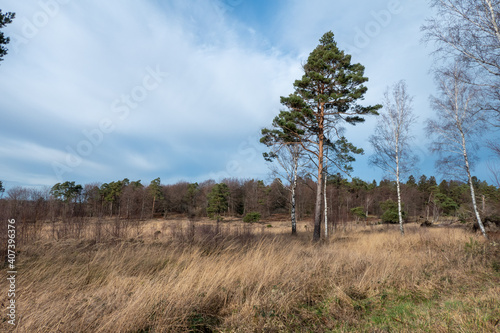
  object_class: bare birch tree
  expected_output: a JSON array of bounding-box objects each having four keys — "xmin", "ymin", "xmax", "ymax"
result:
[
  {"xmin": 262, "ymin": 143, "xmax": 309, "ymax": 235},
  {"xmin": 369, "ymin": 80, "xmax": 418, "ymax": 235},
  {"xmin": 487, "ymin": 141, "xmax": 500, "ymax": 187},
  {"xmin": 422, "ymin": 0, "xmax": 500, "ymax": 110},
  {"xmin": 426, "ymin": 63, "xmax": 490, "ymax": 239},
  {"xmin": 488, "ymin": 161, "xmax": 500, "ymax": 187},
  {"xmin": 422, "ymin": 0, "xmax": 500, "ymax": 164},
  {"xmin": 423, "ymin": 1, "xmax": 500, "ymax": 68}
]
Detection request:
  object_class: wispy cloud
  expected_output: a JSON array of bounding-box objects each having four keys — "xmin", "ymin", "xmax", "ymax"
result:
[
  {"xmin": 0, "ymin": 0, "xmax": 301, "ymax": 187},
  {"xmin": 0, "ymin": 0, "xmax": 494, "ymax": 189}
]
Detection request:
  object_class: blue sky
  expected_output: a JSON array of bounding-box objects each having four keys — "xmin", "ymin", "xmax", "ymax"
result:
[{"xmin": 0, "ymin": 0, "xmax": 498, "ymax": 190}]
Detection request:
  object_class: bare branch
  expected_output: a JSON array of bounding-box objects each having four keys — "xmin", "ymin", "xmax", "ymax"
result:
[{"xmin": 426, "ymin": 62, "xmax": 490, "ymax": 238}]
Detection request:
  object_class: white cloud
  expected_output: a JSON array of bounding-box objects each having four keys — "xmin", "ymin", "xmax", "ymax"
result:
[
  {"xmin": 0, "ymin": 139, "xmax": 66, "ymax": 164},
  {"xmin": 0, "ymin": 0, "xmax": 493, "ymax": 188},
  {"xmin": 0, "ymin": 0, "xmax": 304, "ymax": 187}
]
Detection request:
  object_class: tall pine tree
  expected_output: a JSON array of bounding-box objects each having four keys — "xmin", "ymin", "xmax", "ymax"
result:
[{"xmin": 264, "ymin": 31, "xmax": 381, "ymax": 241}]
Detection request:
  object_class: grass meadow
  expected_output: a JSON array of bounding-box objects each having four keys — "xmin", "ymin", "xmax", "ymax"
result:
[{"xmin": 1, "ymin": 218, "xmax": 499, "ymax": 332}]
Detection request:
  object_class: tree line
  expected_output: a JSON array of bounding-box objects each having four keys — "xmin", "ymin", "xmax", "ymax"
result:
[{"xmin": 1, "ymin": 174, "xmax": 498, "ymax": 227}]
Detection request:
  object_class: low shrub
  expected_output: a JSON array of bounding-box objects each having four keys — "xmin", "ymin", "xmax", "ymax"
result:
[
  {"xmin": 243, "ymin": 212, "xmax": 261, "ymax": 223},
  {"xmin": 380, "ymin": 200, "xmax": 407, "ymax": 223}
]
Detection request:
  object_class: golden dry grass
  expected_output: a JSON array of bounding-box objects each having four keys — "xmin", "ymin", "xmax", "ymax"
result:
[{"xmin": 1, "ymin": 219, "xmax": 499, "ymax": 332}]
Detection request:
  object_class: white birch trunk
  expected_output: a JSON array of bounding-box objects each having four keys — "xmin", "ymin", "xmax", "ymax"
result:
[
  {"xmin": 291, "ymin": 154, "xmax": 298, "ymax": 235},
  {"xmin": 461, "ymin": 132, "xmax": 488, "ymax": 239},
  {"xmin": 395, "ymin": 135, "xmax": 404, "ymax": 235},
  {"xmin": 323, "ymin": 168, "xmax": 328, "ymax": 238},
  {"xmin": 396, "ymin": 169, "xmax": 404, "ymax": 235}
]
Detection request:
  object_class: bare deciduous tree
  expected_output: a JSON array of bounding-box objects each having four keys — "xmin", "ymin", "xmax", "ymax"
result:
[
  {"xmin": 263, "ymin": 143, "xmax": 310, "ymax": 235},
  {"xmin": 370, "ymin": 80, "xmax": 418, "ymax": 235},
  {"xmin": 423, "ymin": 1, "xmax": 500, "ymax": 70},
  {"xmin": 426, "ymin": 64, "xmax": 490, "ymax": 239},
  {"xmin": 422, "ymin": 0, "xmax": 500, "ymax": 164},
  {"xmin": 486, "ymin": 145, "xmax": 500, "ymax": 187}
]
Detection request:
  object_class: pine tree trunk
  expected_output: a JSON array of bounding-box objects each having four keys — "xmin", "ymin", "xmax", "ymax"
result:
[{"xmin": 313, "ymin": 105, "xmax": 324, "ymax": 242}]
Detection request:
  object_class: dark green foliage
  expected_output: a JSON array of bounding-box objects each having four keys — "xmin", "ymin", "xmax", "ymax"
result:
[
  {"xmin": 0, "ymin": 180, "xmax": 4, "ymax": 197},
  {"xmin": 51, "ymin": 181, "xmax": 83, "ymax": 202},
  {"xmin": 417, "ymin": 175, "xmax": 428, "ymax": 192},
  {"xmin": 186, "ymin": 183, "xmax": 199, "ymax": 204},
  {"xmin": 207, "ymin": 183, "xmax": 230, "ymax": 220},
  {"xmin": 100, "ymin": 179, "xmax": 129, "ymax": 204},
  {"xmin": 407, "ymin": 175, "xmax": 417, "ymax": 187},
  {"xmin": 417, "ymin": 175, "xmax": 438, "ymax": 193},
  {"xmin": 130, "ymin": 180, "xmax": 143, "ymax": 189},
  {"xmin": 349, "ymin": 178, "xmax": 369, "ymax": 193},
  {"xmin": 148, "ymin": 178, "xmax": 164, "ymax": 216},
  {"xmin": 149, "ymin": 178, "xmax": 164, "ymax": 201},
  {"xmin": 261, "ymin": 31, "xmax": 381, "ymax": 241},
  {"xmin": 292, "ymin": 32, "xmax": 379, "ymax": 118},
  {"xmin": 350, "ymin": 207, "xmax": 366, "ymax": 219},
  {"xmin": 243, "ymin": 212, "xmax": 261, "ymax": 223},
  {"xmin": 0, "ymin": 10, "xmax": 15, "ymax": 62},
  {"xmin": 264, "ymin": 31, "xmax": 381, "ymax": 172},
  {"xmin": 380, "ymin": 200, "xmax": 407, "ymax": 223},
  {"xmin": 328, "ymin": 173, "xmax": 349, "ymax": 188},
  {"xmin": 434, "ymin": 192, "xmax": 459, "ymax": 216}
]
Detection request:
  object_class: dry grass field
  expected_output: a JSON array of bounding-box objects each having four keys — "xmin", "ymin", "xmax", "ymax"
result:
[{"xmin": 1, "ymin": 217, "xmax": 499, "ymax": 332}]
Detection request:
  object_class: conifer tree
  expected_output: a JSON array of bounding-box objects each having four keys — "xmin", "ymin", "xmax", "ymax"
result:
[
  {"xmin": 149, "ymin": 178, "xmax": 164, "ymax": 216},
  {"xmin": 0, "ymin": 10, "xmax": 15, "ymax": 63},
  {"xmin": 207, "ymin": 183, "xmax": 230, "ymax": 222},
  {"xmin": 263, "ymin": 31, "xmax": 381, "ymax": 241}
]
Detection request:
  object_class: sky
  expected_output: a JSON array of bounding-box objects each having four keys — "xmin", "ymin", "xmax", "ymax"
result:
[{"xmin": 0, "ymin": 0, "xmax": 498, "ymax": 191}]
